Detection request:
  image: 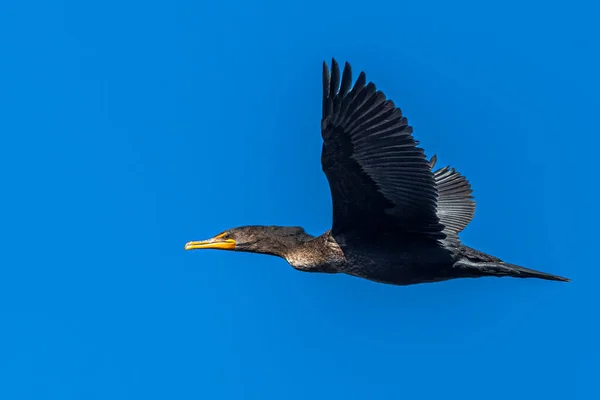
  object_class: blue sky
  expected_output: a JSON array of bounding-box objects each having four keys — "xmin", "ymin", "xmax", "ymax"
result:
[{"xmin": 1, "ymin": 0, "xmax": 598, "ymax": 398}]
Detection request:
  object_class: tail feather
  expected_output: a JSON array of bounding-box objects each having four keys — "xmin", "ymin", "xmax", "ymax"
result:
[
  {"xmin": 487, "ymin": 262, "xmax": 570, "ymax": 282},
  {"xmin": 455, "ymin": 259, "xmax": 570, "ymax": 282}
]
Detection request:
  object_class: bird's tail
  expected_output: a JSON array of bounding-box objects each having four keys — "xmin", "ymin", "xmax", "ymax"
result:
[{"xmin": 455, "ymin": 259, "xmax": 570, "ymax": 282}]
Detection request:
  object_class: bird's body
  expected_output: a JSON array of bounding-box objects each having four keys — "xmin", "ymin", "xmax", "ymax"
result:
[
  {"xmin": 185, "ymin": 59, "xmax": 569, "ymax": 285},
  {"xmin": 309, "ymin": 230, "xmax": 455, "ymax": 285}
]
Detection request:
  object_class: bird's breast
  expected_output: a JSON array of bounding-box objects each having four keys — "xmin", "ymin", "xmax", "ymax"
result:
[{"xmin": 284, "ymin": 234, "xmax": 346, "ymax": 273}]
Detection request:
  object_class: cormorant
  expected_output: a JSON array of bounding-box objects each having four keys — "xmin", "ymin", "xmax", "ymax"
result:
[{"xmin": 184, "ymin": 59, "xmax": 569, "ymax": 286}]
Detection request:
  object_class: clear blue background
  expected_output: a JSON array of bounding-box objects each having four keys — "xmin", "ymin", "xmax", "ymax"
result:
[{"xmin": 1, "ymin": 0, "xmax": 598, "ymax": 399}]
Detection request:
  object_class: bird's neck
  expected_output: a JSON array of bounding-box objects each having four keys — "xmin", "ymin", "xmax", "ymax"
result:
[
  {"xmin": 242, "ymin": 229, "xmax": 344, "ymax": 272},
  {"xmin": 251, "ymin": 235, "xmax": 309, "ymax": 259}
]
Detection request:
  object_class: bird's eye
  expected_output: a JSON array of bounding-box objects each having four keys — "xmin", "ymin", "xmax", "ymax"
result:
[{"xmin": 222, "ymin": 232, "xmax": 230, "ymax": 239}]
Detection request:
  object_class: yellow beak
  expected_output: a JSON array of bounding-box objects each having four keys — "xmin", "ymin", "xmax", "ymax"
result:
[{"xmin": 184, "ymin": 238, "xmax": 236, "ymax": 251}]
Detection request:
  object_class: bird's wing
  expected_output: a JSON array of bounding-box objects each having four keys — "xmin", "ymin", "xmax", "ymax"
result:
[
  {"xmin": 321, "ymin": 59, "xmax": 445, "ymax": 241},
  {"xmin": 430, "ymin": 157, "xmax": 475, "ymax": 236}
]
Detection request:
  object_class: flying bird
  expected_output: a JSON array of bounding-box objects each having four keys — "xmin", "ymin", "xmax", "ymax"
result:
[{"xmin": 184, "ymin": 59, "xmax": 569, "ymax": 286}]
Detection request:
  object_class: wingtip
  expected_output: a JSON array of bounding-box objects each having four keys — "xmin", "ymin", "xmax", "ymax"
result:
[
  {"xmin": 322, "ymin": 61, "xmax": 330, "ymax": 96},
  {"xmin": 323, "ymin": 58, "xmax": 351, "ymax": 68},
  {"xmin": 331, "ymin": 57, "xmax": 338, "ymax": 70}
]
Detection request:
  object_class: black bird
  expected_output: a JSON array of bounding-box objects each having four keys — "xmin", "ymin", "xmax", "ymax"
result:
[{"xmin": 185, "ymin": 59, "xmax": 569, "ymax": 286}]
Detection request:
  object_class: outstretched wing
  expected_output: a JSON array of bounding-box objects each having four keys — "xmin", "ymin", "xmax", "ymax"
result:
[{"xmin": 320, "ymin": 59, "xmax": 445, "ymax": 241}]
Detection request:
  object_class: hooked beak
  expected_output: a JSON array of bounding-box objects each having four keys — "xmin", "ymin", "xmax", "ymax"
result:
[{"xmin": 184, "ymin": 237, "xmax": 237, "ymax": 251}]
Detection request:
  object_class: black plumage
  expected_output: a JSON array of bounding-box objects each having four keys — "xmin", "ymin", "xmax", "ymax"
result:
[{"xmin": 184, "ymin": 59, "xmax": 569, "ymax": 285}]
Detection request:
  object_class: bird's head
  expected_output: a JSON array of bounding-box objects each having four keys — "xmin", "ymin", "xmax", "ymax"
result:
[
  {"xmin": 184, "ymin": 227, "xmax": 245, "ymax": 252},
  {"xmin": 184, "ymin": 225, "xmax": 312, "ymax": 255}
]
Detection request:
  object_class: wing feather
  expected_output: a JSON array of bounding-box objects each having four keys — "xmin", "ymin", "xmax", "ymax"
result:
[{"xmin": 428, "ymin": 155, "xmax": 476, "ymax": 246}]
